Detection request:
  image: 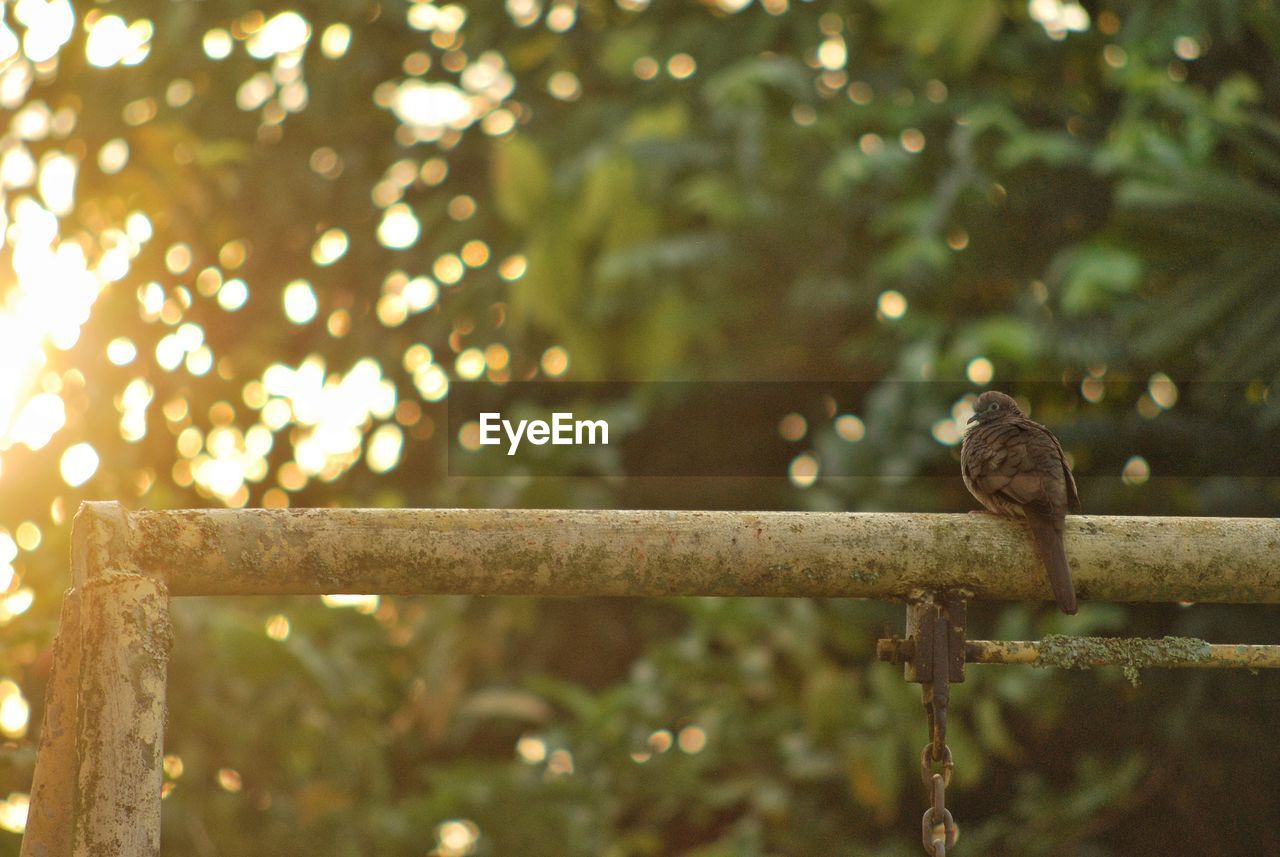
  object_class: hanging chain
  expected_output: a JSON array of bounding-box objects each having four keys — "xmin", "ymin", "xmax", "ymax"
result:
[
  {"xmin": 876, "ymin": 592, "xmax": 1280, "ymax": 852},
  {"xmin": 921, "ymin": 743, "xmax": 957, "ymax": 855},
  {"xmin": 877, "ymin": 593, "xmax": 966, "ymax": 856}
]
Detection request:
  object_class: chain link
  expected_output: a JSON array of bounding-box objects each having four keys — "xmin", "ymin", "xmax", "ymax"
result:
[
  {"xmin": 920, "ymin": 743, "xmax": 953, "ymax": 788},
  {"xmin": 920, "ymin": 743, "xmax": 958, "ymax": 856}
]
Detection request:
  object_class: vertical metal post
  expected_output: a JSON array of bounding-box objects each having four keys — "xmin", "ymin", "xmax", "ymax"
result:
[
  {"xmin": 20, "ymin": 590, "xmax": 82, "ymax": 857},
  {"xmin": 71, "ymin": 574, "xmax": 171, "ymax": 857}
]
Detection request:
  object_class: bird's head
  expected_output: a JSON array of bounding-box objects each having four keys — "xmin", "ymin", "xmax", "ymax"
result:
[{"xmin": 968, "ymin": 391, "xmax": 1023, "ymax": 425}]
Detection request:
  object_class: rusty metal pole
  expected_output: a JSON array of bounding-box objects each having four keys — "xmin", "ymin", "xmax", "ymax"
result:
[
  {"xmin": 71, "ymin": 573, "xmax": 171, "ymax": 857},
  {"xmin": 20, "ymin": 590, "xmax": 81, "ymax": 857}
]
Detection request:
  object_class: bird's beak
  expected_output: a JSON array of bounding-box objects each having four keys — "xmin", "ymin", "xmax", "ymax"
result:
[{"xmin": 967, "ymin": 413, "xmax": 980, "ymax": 424}]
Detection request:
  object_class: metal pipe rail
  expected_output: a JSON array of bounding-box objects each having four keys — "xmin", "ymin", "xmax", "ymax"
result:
[
  {"xmin": 20, "ymin": 502, "xmax": 1280, "ymax": 857},
  {"xmin": 964, "ymin": 637, "xmax": 1280, "ymax": 669},
  {"xmin": 72, "ymin": 502, "xmax": 1280, "ymax": 602}
]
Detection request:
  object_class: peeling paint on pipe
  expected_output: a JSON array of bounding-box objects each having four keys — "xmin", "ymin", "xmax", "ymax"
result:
[
  {"xmin": 72, "ymin": 573, "xmax": 171, "ymax": 857},
  {"xmin": 20, "ymin": 590, "xmax": 81, "ymax": 857},
  {"xmin": 73, "ymin": 502, "xmax": 1280, "ymax": 604}
]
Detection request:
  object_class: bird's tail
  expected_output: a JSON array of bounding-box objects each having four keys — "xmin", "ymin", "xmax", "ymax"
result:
[{"xmin": 1028, "ymin": 516, "xmax": 1077, "ymax": 615}]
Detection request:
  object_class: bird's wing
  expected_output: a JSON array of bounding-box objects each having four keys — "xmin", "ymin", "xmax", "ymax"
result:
[
  {"xmin": 964, "ymin": 421, "xmax": 1059, "ymax": 516},
  {"xmin": 1024, "ymin": 419, "xmax": 1081, "ymax": 513},
  {"xmin": 1062, "ymin": 451, "xmax": 1081, "ymax": 513}
]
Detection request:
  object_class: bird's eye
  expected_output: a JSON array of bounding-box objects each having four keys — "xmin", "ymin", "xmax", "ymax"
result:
[{"xmin": 989, "ymin": 402, "xmax": 1000, "ymax": 411}]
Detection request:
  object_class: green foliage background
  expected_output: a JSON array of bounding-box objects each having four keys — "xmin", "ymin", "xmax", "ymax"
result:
[{"xmin": 2, "ymin": 0, "xmax": 1280, "ymax": 854}]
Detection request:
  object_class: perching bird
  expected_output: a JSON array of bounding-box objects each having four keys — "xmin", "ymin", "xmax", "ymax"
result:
[{"xmin": 960, "ymin": 391, "xmax": 1081, "ymax": 614}]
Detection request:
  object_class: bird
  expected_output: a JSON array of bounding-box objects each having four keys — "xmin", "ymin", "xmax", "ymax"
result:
[{"xmin": 960, "ymin": 391, "xmax": 1081, "ymax": 614}]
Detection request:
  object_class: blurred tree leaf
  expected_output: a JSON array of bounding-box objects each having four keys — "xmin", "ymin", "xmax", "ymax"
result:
[{"xmin": 1050, "ymin": 242, "xmax": 1144, "ymax": 316}]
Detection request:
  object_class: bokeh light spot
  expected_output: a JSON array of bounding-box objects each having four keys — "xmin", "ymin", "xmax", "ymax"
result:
[
  {"xmin": 366, "ymin": 423, "xmax": 404, "ymax": 473},
  {"xmin": 966, "ymin": 357, "xmax": 994, "ymax": 385},
  {"xmin": 516, "ymin": 735, "xmax": 546, "ymax": 763},
  {"xmin": 788, "ymin": 452, "xmax": 819, "ymax": 487},
  {"xmin": 541, "ymin": 346, "xmax": 569, "ymax": 377},
  {"xmin": 59, "ymin": 442, "xmax": 99, "ymax": 487},
  {"xmin": 461, "ymin": 240, "xmax": 490, "ymax": 267},
  {"xmin": 447, "ymin": 195, "xmax": 476, "ymax": 221},
  {"xmin": 778, "ymin": 412, "xmax": 807, "ymax": 442},
  {"xmin": 547, "ymin": 70, "xmax": 581, "ymax": 100},
  {"xmin": 877, "ymin": 290, "xmax": 907, "ymax": 320},
  {"xmin": 321, "ymin": 23, "xmax": 352, "ymax": 59},
  {"xmin": 499, "ymin": 255, "xmax": 528, "ymax": 281},
  {"xmin": 14, "ymin": 522, "xmax": 40, "ymax": 552},
  {"xmin": 667, "ymin": 53, "xmax": 697, "ymax": 79},
  {"xmin": 817, "ymin": 37, "xmax": 846, "ymax": 70},
  {"xmin": 283, "ymin": 280, "xmax": 318, "ymax": 324},
  {"xmin": 97, "ymin": 138, "xmax": 129, "ymax": 174},
  {"xmin": 931, "ymin": 419, "xmax": 962, "ymax": 446},
  {"xmin": 378, "ymin": 204, "xmax": 420, "ymax": 249},
  {"xmin": 1122, "ymin": 455, "xmax": 1150, "ymax": 486},
  {"xmin": 217, "ymin": 279, "xmax": 249, "ymax": 311},
  {"xmin": 677, "ymin": 725, "xmax": 707, "ymax": 753},
  {"xmin": 433, "ymin": 253, "xmax": 465, "ymax": 285},
  {"xmin": 216, "ymin": 768, "xmax": 242, "ymax": 793},
  {"xmin": 1081, "ymin": 377, "xmax": 1105, "ymax": 403},
  {"xmin": 834, "ymin": 414, "xmax": 865, "ymax": 442},
  {"xmin": 1148, "ymin": 372, "xmax": 1178, "ymax": 409},
  {"xmin": 633, "ymin": 57, "xmax": 659, "ymax": 80},
  {"xmin": 436, "ymin": 819, "xmax": 480, "ymax": 857},
  {"xmin": 107, "ymin": 337, "xmax": 137, "ymax": 365},
  {"xmin": 311, "ymin": 228, "xmax": 349, "ymax": 266},
  {"xmin": 202, "ymin": 28, "xmax": 232, "ymax": 60},
  {"xmin": 0, "ymin": 793, "xmax": 29, "ymax": 834},
  {"xmin": 265, "ymin": 614, "xmax": 291, "ymax": 641},
  {"xmin": 0, "ymin": 681, "xmax": 29, "ymax": 738},
  {"xmin": 1173, "ymin": 36, "xmax": 1201, "ymax": 61},
  {"xmin": 455, "ymin": 348, "xmax": 486, "ymax": 380}
]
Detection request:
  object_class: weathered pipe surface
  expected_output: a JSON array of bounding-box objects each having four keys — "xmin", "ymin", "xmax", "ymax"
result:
[
  {"xmin": 73, "ymin": 502, "xmax": 1280, "ymax": 604},
  {"xmin": 965, "ymin": 638, "xmax": 1280, "ymax": 669},
  {"xmin": 72, "ymin": 574, "xmax": 171, "ymax": 857},
  {"xmin": 20, "ymin": 590, "xmax": 81, "ymax": 857}
]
